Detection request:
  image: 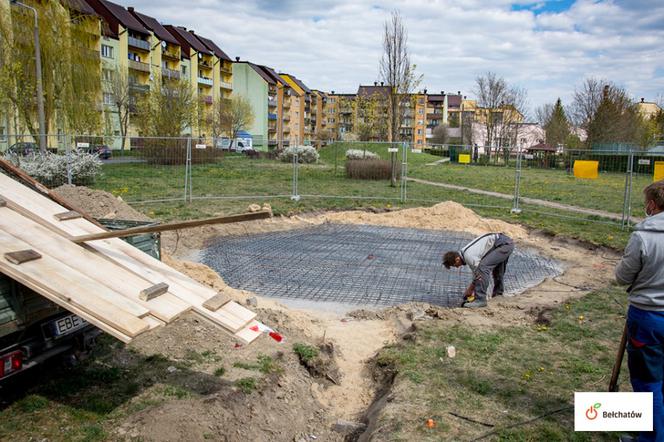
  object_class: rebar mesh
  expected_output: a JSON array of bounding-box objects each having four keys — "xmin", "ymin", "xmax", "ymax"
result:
[{"xmin": 202, "ymin": 224, "xmax": 562, "ymax": 308}]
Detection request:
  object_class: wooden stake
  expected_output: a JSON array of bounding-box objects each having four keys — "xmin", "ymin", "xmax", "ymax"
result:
[
  {"xmin": 4, "ymin": 249, "xmax": 42, "ymax": 265},
  {"xmin": 139, "ymin": 282, "xmax": 169, "ymax": 301},
  {"xmin": 70, "ymin": 211, "xmax": 272, "ymax": 243},
  {"xmin": 203, "ymin": 292, "xmax": 231, "ymax": 311}
]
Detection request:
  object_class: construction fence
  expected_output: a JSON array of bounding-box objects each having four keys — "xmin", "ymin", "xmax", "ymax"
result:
[{"xmin": 2, "ymin": 134, "xmax": 663, "ymax": 231}]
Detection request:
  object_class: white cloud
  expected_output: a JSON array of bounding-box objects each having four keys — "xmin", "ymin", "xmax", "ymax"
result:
[{"xmin": 115, "ymin": 0, "xmax": 664, "ymax": 116}]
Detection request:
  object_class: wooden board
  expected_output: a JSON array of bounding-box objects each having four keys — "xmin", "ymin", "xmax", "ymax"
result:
[
  {"xmin": 54, "ymin": 210, "xmax": 82, "ymax": 221},
  {"xmin": 139, "ymin": 283, "xmax": 169, "ymax": 301},
  {"xmin": 0, "ymin": 231, "xmax": 150, "ymax": 338},
  {"xmin": 234, "ymin": 320, "xmax": 263, "ymax": 344},
  {"xmin": 0, "ymin": 207, "xmax": 189, "ymax": 322},
  {"xmin": 202, "ymin": 292, "xmax": 231, "ymax": 311},
  {"xmin": 4, "ymin": 250, "xmax": 41, "ymax": 265},
  {"xmin": 0, "ymin": 174, "xmax": 256, "ymax": 332}
]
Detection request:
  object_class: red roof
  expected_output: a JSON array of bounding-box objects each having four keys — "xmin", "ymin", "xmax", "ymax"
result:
[
  {"xmin": 193, "ymin": 34, "xmax": 232, "ymax": 62},
  {"xmin": 85, "ymin": 0, "xmax": 150, "ymax": 37},
  {"xmin": 165, "ymin": 26, "xmax": 212, "ymax": 56},
  {"xmin": 128, "ymin": 8, "xmax": 179, "ymax": 45},
  {"xmin": 526, "ymin": 142, "xmax": 556, "ymax": 152}
]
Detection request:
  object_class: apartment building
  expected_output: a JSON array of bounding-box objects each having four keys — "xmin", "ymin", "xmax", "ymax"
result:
[
  {"xmin": 232, "ymin": 61, "xmax": 292, "ymax": 151},
  {"xmin": 280, "ymin": 74, "xmax": 314, "ymax": 145}
]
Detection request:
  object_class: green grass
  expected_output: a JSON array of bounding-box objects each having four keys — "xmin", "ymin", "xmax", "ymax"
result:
[
  {"xmin": 233, "ymin": 354, "xmax": 282, "ymax": 374},
  {"xmin": 235, "ymin": 377, "xmax": 257, "ymax": 394},
  {"xmin": 293, "ymin": 343, "xmax": 319, "ymax": 363},
  {"xmin": 371, "ymin": 287, "xmax": 629, "ymax": 441},
  {"xmin": 91, "ymin": 143, "xmax": 637, "ymax": 249}
]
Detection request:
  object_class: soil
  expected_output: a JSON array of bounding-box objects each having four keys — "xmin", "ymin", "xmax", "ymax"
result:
[
  {"xmin": 53, "ymin": 184, "xmax": 152, "ymax": 222},
  {"xmin": 55, "ymin": 190, "xmax": 621, "ymax": 441}
]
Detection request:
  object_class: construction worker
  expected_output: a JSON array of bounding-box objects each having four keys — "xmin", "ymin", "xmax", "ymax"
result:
[
  {"xmin": 442, "ymin": 232, "xmax": 514, "ymax": 308},
  {"xmin": 616, "ymin": 179, "xmax": 664, "ymax": 442}
]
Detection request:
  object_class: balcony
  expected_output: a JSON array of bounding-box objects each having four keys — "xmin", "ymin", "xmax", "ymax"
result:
[
  {"xmin": 162, "ymin": 68, "xmax": 181, "ymax": 80},
  {"xmin": 283, "ymin": 114, "xmax": 290, "ymax": 121},
  {"xmin": 220, "ymin": 81, "xmax": 232, "ymax": 90},
  {"xmin": 268, "ymin": 96, "xmax": 277, "ymax": 107},
  {"xmin": 199, "ymin": 59, "xmax": 213, "ymax": 69},
  {"xmin": 201, "ymin": 95, "xmax": 213, "ymax": 104},
  {"xmin": 129, "ymin": 83, "xmax": 149, "ymax": 93},
  {"xmin": 128, "ymin": 59, "xmax": 150, "ymax": 73},
  {"xmin": 128, "ymin": 36, "xmax": 150, "ymax": 51},
  {"xmin": 268, "ymin": 113, "xmax": 277, "ymax": 120},
  {"xmin": 198, "ymin": 76, "xmax": 214, "ymax": 86},
  {"xmin": 162, "ymin": 48, "xmax": 180, "ymax": 60},
  {"xmin": 221, "ymin": 65, "xmax": 232, "ymax": 74}
]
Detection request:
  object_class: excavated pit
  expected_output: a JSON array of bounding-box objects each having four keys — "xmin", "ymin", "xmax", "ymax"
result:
[{"xmin": 202, "ymin": 224, "xmax": 562, "ymax": 308}]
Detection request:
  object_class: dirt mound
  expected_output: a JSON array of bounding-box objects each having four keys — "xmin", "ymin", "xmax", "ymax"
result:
[
  {"xmin": 307, "ymin": 201, "xmax": 528, "ymax": 239},
  {"xmin": 53, "ymin": 184, "xmax": 151, "ymax": 221}
]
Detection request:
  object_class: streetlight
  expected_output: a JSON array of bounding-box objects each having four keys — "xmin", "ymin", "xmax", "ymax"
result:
[{"xmin": 10, "ymin": 0, "xmax": 46, "ymax": 154}]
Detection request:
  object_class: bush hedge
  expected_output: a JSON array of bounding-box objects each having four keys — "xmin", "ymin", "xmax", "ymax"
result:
[{"xmin": 345, "ymin": 159, "xmax": 400, "ymax": 180}]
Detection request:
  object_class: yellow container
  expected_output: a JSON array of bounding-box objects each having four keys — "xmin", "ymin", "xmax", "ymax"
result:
[
  {"xmin": 654, "ymin": 161, "xmax": 664, "ymax": 182},
  {"xmin": 573, "ymin": 160, "xmax": 599, "ymax": 179},
  {"xmin": 459, "ymin": 154, "xmax": 471, "ymax": 164}
]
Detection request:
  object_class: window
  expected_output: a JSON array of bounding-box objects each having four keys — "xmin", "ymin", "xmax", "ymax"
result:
[
  {"xmin": 417, "ymin": 129, "xmax": 422, "ymax": 135},
  {"xmin": 417, "ymin": 139, "xmax": 422, "ymax": 145},
  {"xmin": 418, "ymin": 98, "xmax": 424, "ymax": 104},
  {"xmin": 418, "ymin": 109, "xmax": 424, "ymax": 115},
  {"xmin": 101, "ymin": 44, "xmax": 113, "ymax": 59},
  {"xmin": 103, "ymin": 93, "xmax": 114, "ymax": 105},
  {"xmin": 418, "ymin": 120, "xmax": 423, "ymax": 125},
  {"xmin": 181, "ymin": 65, "xmax": 187, "ymax": 75},
  {"xmin": 102, "ymin": 69, "xmax": 113, "ymax": 82}
]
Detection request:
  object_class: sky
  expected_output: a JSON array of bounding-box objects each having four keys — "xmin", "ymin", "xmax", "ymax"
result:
[{"xmin": 116, "ymin": 0, "xmax": 664, "ymax": 118}]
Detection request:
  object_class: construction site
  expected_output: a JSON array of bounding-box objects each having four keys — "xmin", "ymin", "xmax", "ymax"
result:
[{"xmin": 0, "ymin": 150, "xmax": 628, "ymax": 440}]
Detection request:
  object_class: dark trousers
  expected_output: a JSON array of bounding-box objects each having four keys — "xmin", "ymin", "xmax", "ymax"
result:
[
  {"xmin": 474, "ymin": 234, "xmax": 514, "ymax": 300},
  {"xmin": 627, "ymin": 305, "xmax": 664, "ymax": 442}
]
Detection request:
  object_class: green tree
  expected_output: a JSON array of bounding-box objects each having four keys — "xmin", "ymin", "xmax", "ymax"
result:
[
  {"xmin": 544, "ymin": 98, "xmax": 570, "ymax": 147},
  {"xmin": 0, "ymin": 1, "xmax": 101, "ymax": 139},
  {"xmin": 134, "ymin": 79, "xmax": 196, "ymax": 137}
]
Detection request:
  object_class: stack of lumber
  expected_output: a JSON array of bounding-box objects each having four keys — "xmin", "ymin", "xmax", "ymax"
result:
[{"xmin": 0, "ymin": 172, "xmax": 263, "ymax": 344}]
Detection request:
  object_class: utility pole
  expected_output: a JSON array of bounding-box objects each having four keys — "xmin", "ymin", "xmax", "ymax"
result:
[{"xmin": 11, "ymin": 1, "xmax": 46, "ymax": 154}]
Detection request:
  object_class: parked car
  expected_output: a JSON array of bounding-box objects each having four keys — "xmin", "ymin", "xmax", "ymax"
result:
[
  {"xmin": 84, "ymin": 145, "xmax": 112, "ymax": 160},
  {"xmin": 6, "ymin": 142, "xmax": 38, "ymax": 157}
]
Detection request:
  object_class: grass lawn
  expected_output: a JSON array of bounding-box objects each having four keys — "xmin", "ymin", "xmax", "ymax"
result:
[
  {"xmin": 372, "ymin": 287, "xmax": 629, "ymax": 441},
  {"xmin": 92, "ymin": 143, "xmax": 635, "ymax": 249}
]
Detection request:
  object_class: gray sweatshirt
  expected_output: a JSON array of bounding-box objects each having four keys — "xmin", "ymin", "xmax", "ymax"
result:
[
  {"xmin": 615, "ymin": 211, "xmax": 664, "ymax": 311},
  {"xmin": 460, "ymin": 233, "xmax": 499, "ymax": 273}
]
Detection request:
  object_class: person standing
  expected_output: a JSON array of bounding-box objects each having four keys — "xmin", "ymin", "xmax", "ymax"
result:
[
  {"xmin": 616, "ymin": 179, "xmax": 664, "ymax": 442},
  {"xmin": 443, "ymin": 232, "xmax": 515, "ymax": 308}
]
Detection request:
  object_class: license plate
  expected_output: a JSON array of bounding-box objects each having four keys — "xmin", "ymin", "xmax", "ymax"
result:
[{"xmin": 52, "ymin": 314, "xmax": 88, "ymax": 337}]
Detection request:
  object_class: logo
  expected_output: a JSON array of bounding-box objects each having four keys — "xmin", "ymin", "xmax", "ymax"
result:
[
  {"xmin": 575, "ymin": 392, "xmax": 653, "ymax": 432},
  {"xmin": 585, "ymin": 403, "xmax": 601, "ymax": 420}
]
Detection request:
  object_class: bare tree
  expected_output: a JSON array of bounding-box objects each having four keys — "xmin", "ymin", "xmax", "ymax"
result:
[
  {"xmin": 431, "ymin": 123, "xmax": 449, "ymax": 145},
  {"xmin": 216, "ymin": 95, "xmax": 254, "ymax": 149},
  {"xmin": 379, "ymin": 10, "xmax": 421, "ymax": 143},
  {"xmin": 107, "ymin": 69, "xmax": 131, "ymax": 151},
  {"xmin": 474, "ymin": 72, "xmax": 528, "ymax": 160}
]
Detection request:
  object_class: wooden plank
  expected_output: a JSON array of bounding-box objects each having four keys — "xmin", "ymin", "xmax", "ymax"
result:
[
  {"xmin": 0, "ymin": 175, "xmax": 254, "ymax": 332},
  {"xmin": 0, "ymin": 158, "xmax": 105, "ymax": 228},
  {"xmin": 202, "ymin": 292, "xmax": 231, "ymax": 311},
  {"xmin": 221, "ymin": 301, "xmax": 257, "ymax": 324},
  {"xmin": 4, "ymin": 250, "xmax": 41, "ymax": 265},
  {"xmin": 0, "ymin": 197, "xmax": 6, "ymax": 207},
  {"xmin": 54, "ymin": 210, "xmax": 82, "ymax": 221},
  {"xmin": 143, "ymin": 315, "xmax": 165, "ymax": 330},
  {"xmin": 0, "ymin": 207, "xmax": 190, "ymax": 323},
  {"xmin": 70, "ymin": 211, "xmax": 272, "ymax": 243},
  {"xmin": 234, "ymin": 320, "xmax": 263, "ymax": 344},
  {"xmin": 0, "ymin": 231, "xmax": 150, "ymax": 338},
  {"xmin": 139, "ymin": 283, "xmax": 169, "ymax": 301}
]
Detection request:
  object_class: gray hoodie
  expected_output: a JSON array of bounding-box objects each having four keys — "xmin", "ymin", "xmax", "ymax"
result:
[
  {"xmin": 460, "ymin": 233, "xmax": 499, "ymax": 273},
  {"xmin": 615, "ymin": 211, "xmax": 664, "ymax": 311}
]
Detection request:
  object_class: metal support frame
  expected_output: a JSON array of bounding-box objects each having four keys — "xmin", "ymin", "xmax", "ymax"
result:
[
  {"xmin": 621, "ymin": 151, "xmax": 634, "ymax": 229},
  {"xmin": 291, "ymin": 153, "xmax": 300, "ymax": 201},
  {"xmin": 511, "ymin": 145, "xmax": 523, "ymax": 214}
]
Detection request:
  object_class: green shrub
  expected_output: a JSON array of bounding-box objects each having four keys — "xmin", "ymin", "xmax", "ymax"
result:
[
  {"xmin": 345, "ymin": 159, "xmax": 399, "ymax": 180},
  {"xmin": 293, "ymin": 343, "xmax": 319, "ymax": 363}
]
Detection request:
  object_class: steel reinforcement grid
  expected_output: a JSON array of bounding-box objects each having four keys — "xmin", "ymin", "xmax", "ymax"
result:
[{"xmin": 202, "ymin": 224, "xmax": 562, "ymax": 308}]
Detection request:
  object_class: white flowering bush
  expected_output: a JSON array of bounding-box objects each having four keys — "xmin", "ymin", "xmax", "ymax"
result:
[
  {"xmin": 345, "ymin": 149, "xmax": 379, "ymax": 160},
  {"xmin": 278, "ymin": 145, "xmax": 319, "ymax": 164},
  {"xmin": 6, "ymin": 150, "xmax": 102, "ymax": 186}
]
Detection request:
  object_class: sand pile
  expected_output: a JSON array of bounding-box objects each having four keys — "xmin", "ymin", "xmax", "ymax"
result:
[
  {"xmin": 307, "ymin": 201, "xmax": 528, "ymax": 239},
  {"xmin": 53, "ymin": 184, "xmax": 151, "ymax": 222}
]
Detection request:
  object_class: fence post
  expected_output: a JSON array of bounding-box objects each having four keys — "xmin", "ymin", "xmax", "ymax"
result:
[
  {"xmin": 511, "ymin": 145, "xmax": 522, "ymax": 214},
  {"xmin": 184, "ymin": 137, "xmax": 192, "ymax": 203},
  {"xmin": 66, "ymin": 134, "xmax": 73, "ymax": 185},
  {"xmin": 621, "ymin": 151, "xmax": 634, "ymax": 230},
  {"xmin": 400, "ymin": 142, "xmax": 408, "ymax": 203},
  {"xmin": 291, "ymin": 152, "xmax": 300, "ymax": 201}
]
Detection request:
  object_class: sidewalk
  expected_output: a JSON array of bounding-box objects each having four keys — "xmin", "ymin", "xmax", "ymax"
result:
[{"xmin": 406, "ymin": 177, "xmax": 642, "ymax": 224}]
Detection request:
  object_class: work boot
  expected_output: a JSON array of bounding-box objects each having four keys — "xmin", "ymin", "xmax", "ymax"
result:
[
  {"xmin": 491, "ymin": 291, "xmax": 503, "ymax": 298},
  {"xmin": 463, "ymin": 298, "xmax": 487, "ymax": 308}
]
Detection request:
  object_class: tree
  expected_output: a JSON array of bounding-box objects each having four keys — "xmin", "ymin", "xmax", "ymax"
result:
[
  {"xmin": 379, "ymin": 10, "xmax": 421, "ymax": 143},
  {"xmin": 430, "ymin": 123, "xmax": 449, "ymax": 145},
  {"xmin": 543, "ymin": 98, "xmax": 570, "ymax": 147},
  {"xmin": 474, "ymin": 72, "xmax": 528, "ymax": 160},
  {"xmin": 134, "ymin": 79, "xmax": 196, "ymax": 137},
  {"xmin": 0, "ymin": 1, "xmax": 101, "ymax": 141},
  {"xmin": 106, "ymin": 69, "xmax": 131, "ymax": 150},
  {"xmin": 215, "ymin": 95, "xmax": 254, "ymax": 149}
]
